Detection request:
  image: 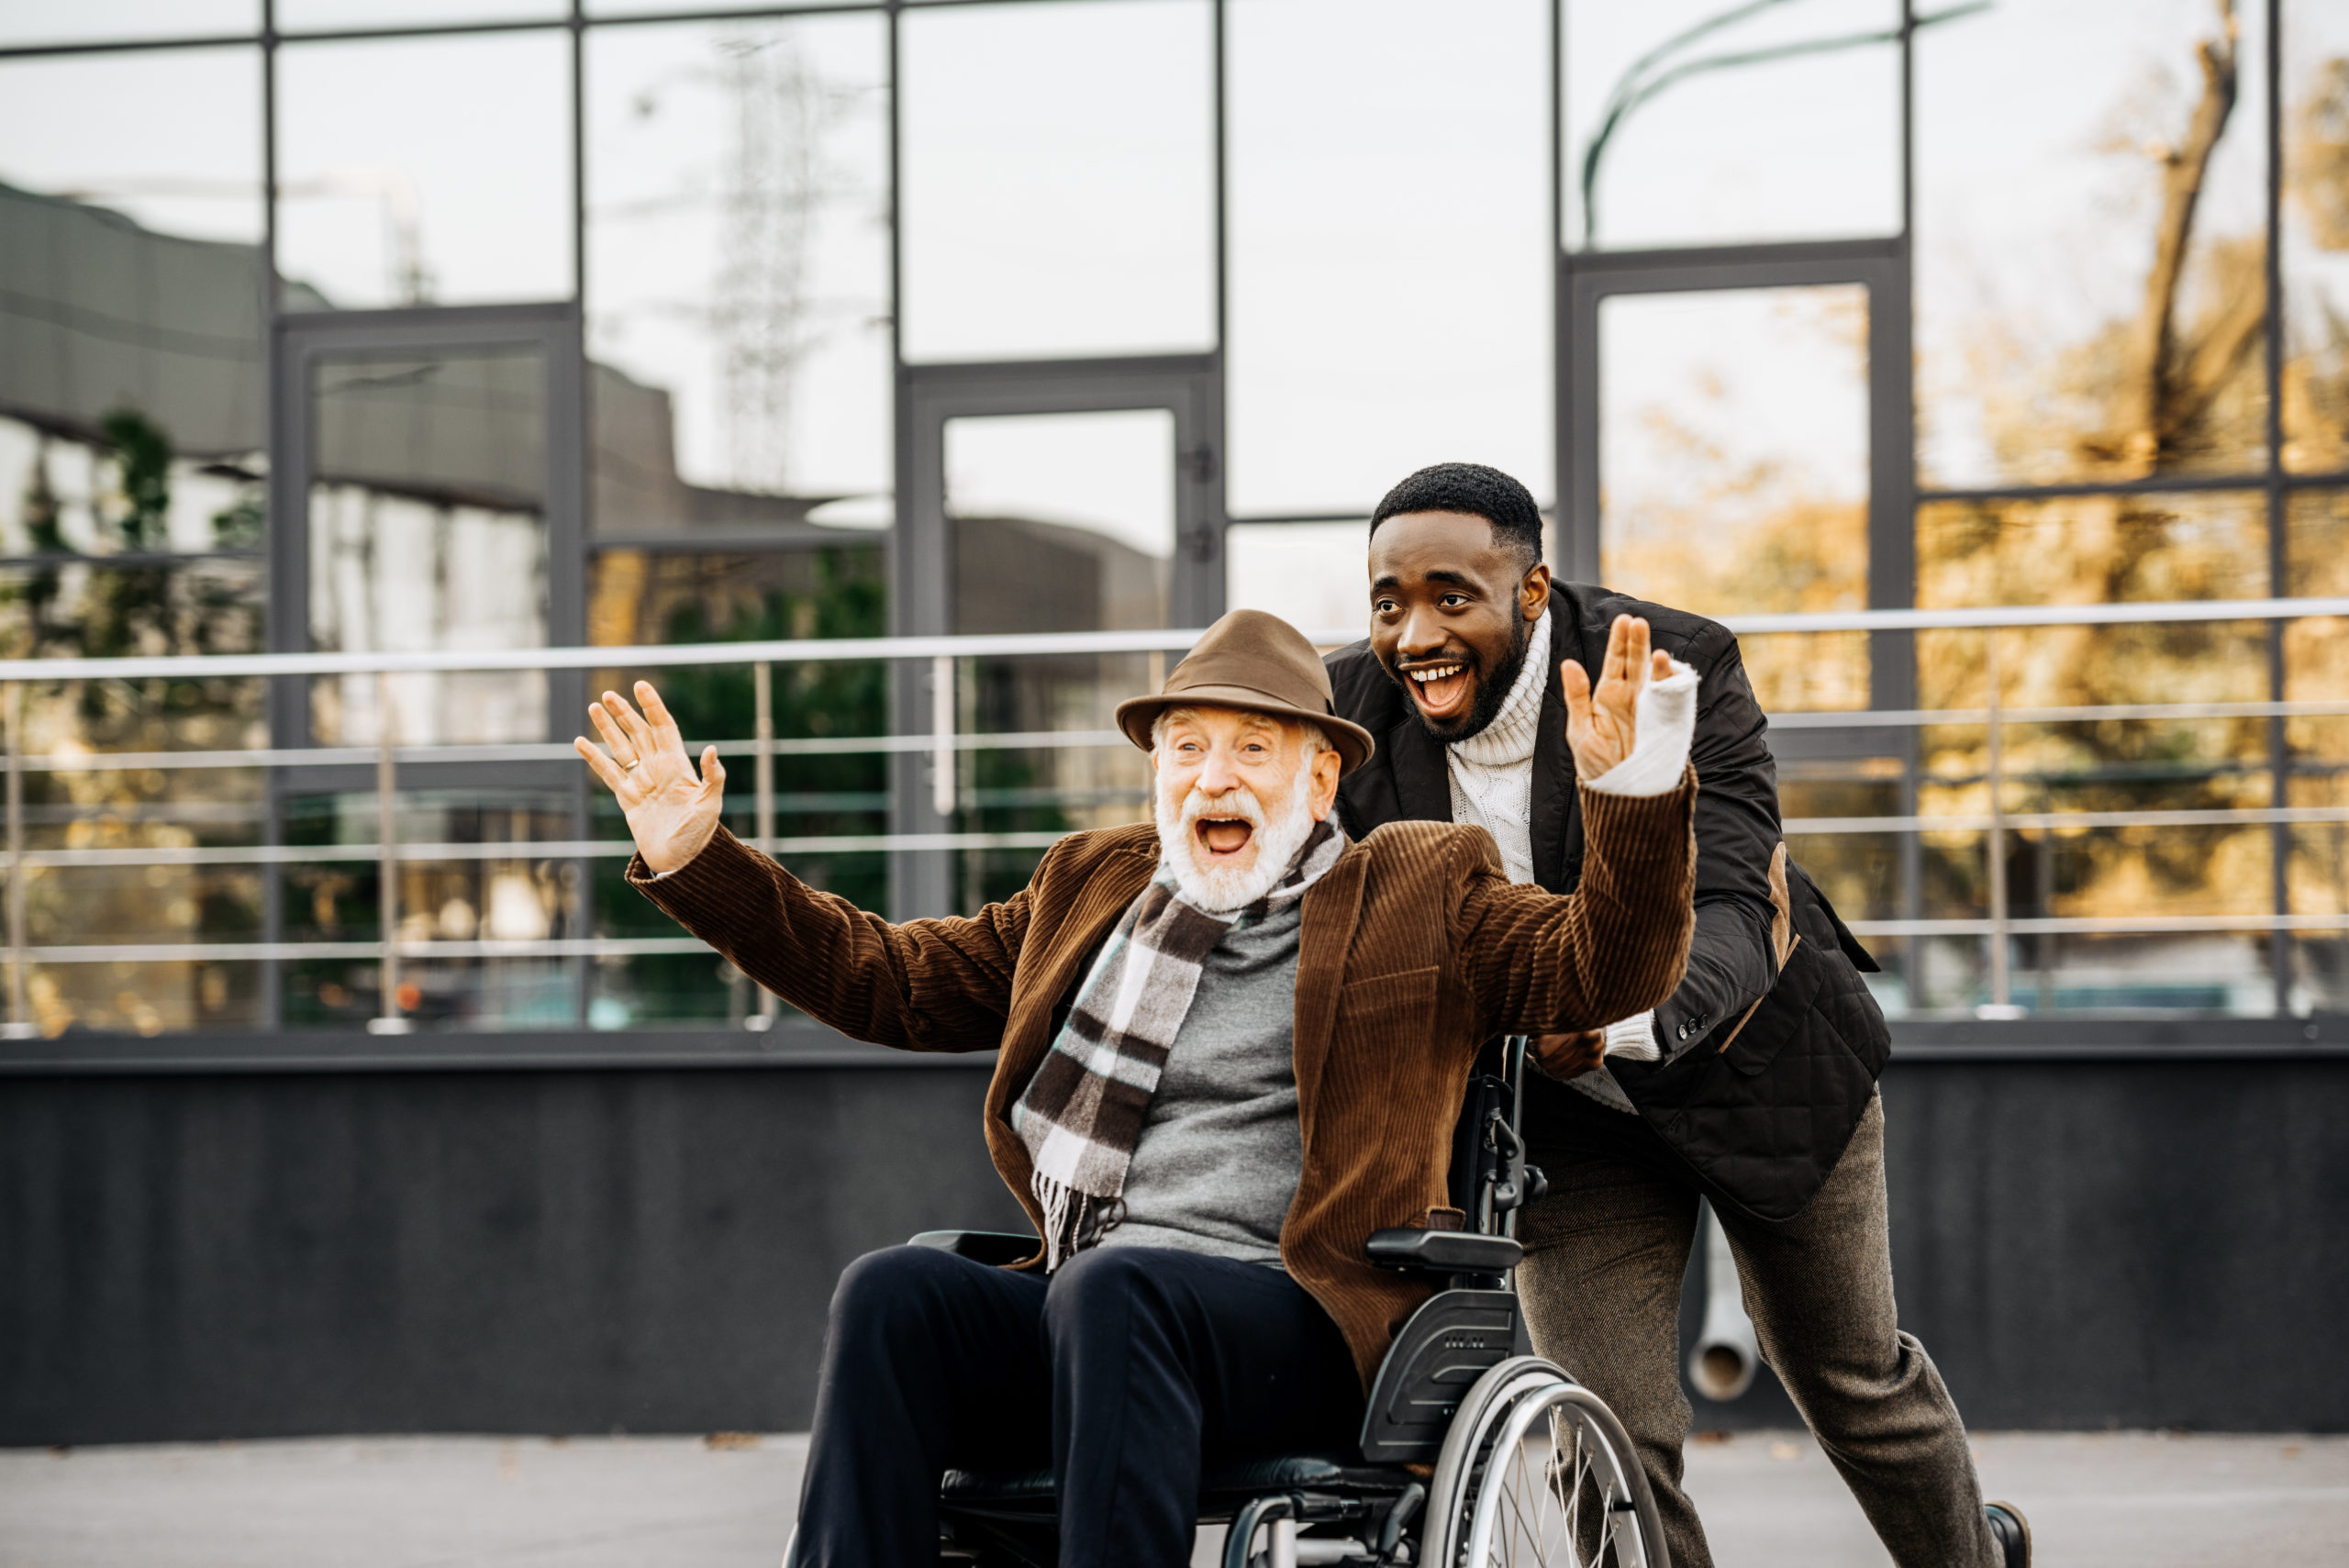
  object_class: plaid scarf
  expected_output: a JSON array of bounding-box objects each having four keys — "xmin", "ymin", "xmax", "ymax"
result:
[{"xmin": 1012, "ymin": 816, "xmax": 1347, "ymax": 1269}]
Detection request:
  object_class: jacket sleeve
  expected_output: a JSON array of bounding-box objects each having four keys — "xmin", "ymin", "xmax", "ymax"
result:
[
  {"xmin": 1647, "ymin": 626, "xmax": 1782, "ymax": 1059},
  {"xmin": 1451, "ymin": 772, "xmax": 1698, "ymax": 1062},
  {"xmin": 626, "ymin": 828, "xmax": 1029, "ymax": 1052}
]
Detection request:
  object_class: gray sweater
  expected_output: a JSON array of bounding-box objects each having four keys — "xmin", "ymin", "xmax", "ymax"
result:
[{"xmin": 1095, "ymin": 895, "xmax": 1304, "ymax": 1267}]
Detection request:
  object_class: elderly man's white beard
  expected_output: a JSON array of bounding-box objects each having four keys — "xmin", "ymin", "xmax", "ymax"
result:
[{"xmin": 1154, "ymin": 759, "xmax": 1321, "ymax": 914}]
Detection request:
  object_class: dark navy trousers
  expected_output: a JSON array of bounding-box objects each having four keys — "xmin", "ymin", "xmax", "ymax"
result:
[{"xmin": 794, "ymin": 1243, "xmax": 1363, "ymax": 1568}]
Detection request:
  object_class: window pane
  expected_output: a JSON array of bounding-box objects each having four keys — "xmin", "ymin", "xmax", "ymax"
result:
[
  {"xmin": 279, "ymin": 0, "xmax": 562, "ymax": 28},
  {"xmin": 0, "ymin": 559, "xmax": 267, "ymax": 1036},
  {"xmin": 280, "ymin": 791, "xmax": 581, "ymax": 1032},
  {"xmin": 0, "ymin": 1, "xmax": 253, "ymax": 47},
  {"xmin": 0, "ymin": 51, "xmax": 268, "ymax": 521},
  {"xmin": 585, "ymin": 15, "xmax": 890, "ymax": 527},
  {"xmin": 1225, "ymin": 520, "xmax": 1368, "ymax": 644},
  {"xmin": 900, "ymin": 0, "xmax": 1213, "ymax": 361},
  {"xmin": 587, "ymin": 544, "xmax": 889, "ymax": 1026},
  {"xmin": 1913, "ymin": 492, "xmax": 2274, "ymax": 1018},
  {"xmin": 2284, "ymin": 0, "xmax": 2349, "ymax": 474},
  {"xmin": 1229, "ymin": 0, "xmax": 1549, "ymax": 517},
  {"xmin": 306, "ymin": 346, "xmax": 550, "ymax": 745},
  {"xmin": 276, "ymin": 33, "xmax": 573, "ymax": 308},
  {"xmin": 1599, "ymin": 284, "xmax": 1871, "ymax": 712},
  {"xmin": 1916, "ymin": 0, "xmax": 2270, "ymax": 489},
  {"xmin": 947, "ymin": 409, "xmax": 1174, "ymax": 634},
  {"xmin": 1563, "ymin": 0, "xmax": 1899, "ymax": 251}
]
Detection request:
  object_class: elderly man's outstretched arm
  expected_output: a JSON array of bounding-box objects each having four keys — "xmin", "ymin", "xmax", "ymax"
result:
[{"xmin": 575, "ymin": 682, "xmax": 1031, "ymax": 1051}]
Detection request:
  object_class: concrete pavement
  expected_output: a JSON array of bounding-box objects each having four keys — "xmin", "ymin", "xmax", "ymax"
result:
[{"xmin": 3, "ymin": 1429, "xmax": 2343, "ymax": 1566}]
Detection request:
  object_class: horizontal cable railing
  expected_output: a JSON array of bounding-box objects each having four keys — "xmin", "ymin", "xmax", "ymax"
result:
[{"xmin": 6, "ymin": 594, "xmax": 2349, "ymax": 1037}]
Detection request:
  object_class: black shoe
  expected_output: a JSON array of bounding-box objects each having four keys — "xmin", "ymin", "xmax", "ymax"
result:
[{"xmin": 1985, "ymin": 1501, "xmax": 2031, "ymax": 1567}]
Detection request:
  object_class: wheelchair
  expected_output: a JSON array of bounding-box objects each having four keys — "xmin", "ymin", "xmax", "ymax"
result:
[{"xmin": 800, "ymin": 1036, "xmax": 1668, "ymax": 1568}]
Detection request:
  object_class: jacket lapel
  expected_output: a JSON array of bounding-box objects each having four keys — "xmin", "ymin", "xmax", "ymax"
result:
[{"xmin": 1292, "ymin": 840, "xmax": 1368, "ymax": 1151}]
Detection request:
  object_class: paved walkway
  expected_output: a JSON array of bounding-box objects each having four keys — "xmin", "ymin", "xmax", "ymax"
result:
[{"xmin": 4, "ymin": 1429, "xmax": 2343, "ymax": 1566}]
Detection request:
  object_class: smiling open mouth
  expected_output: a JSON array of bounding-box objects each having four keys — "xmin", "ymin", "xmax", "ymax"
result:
[
  {"xmin": 1401, "ymin": 660, "xmax": 1475, "ymax": 720},
  {"xmin": 1196, "ymin": 817, "xmax": 1255, "ymax": 858}
]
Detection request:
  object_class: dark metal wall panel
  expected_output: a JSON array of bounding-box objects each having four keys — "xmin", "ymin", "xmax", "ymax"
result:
[
  {"xmin": 2, "ymin": 1057, "xmax": 2343, "ymax": 1446},
  {"xmin": 0, "ymin": 1064, "xmax": 1022, "ymax": 1445}
]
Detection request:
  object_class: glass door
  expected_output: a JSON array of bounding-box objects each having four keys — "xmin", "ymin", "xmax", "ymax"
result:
[
  {"xmin": 265, "ymin": 306, "xmax": 588, "ymax": 1032},
  {"xmin": 893, "ymin": 356, "xmax": 1223, "ymax": 916}
]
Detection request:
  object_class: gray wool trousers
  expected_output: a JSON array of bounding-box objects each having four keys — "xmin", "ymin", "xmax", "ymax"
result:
[{"xmin": 1517, "ymin": 1092, "xmax": 2000, "ymax": 1568}]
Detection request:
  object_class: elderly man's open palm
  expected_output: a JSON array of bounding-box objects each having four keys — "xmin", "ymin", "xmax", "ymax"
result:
[
  {"xmin": 575, "ymin": 682, "xmax": 727, "ymax": 874},
  {"xmin": 1560, "ymin": 613, "xmax": 1671, "ymax": 780}
]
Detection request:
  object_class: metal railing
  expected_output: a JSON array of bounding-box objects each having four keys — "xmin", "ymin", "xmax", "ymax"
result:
[{"xmin": 6, "ymin": 594, "xmax": 2349, "ymax": 1037}]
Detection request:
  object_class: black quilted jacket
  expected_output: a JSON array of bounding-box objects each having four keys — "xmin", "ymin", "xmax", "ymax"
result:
[{"xmin": 1326, "ymin": 580, "xmax": 1890, "ymax": 1222}]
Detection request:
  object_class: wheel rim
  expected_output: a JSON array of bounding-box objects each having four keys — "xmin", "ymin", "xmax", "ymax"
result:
[{"xmin": 1461, "ymin": 1385, "xmax": 1650, "ymax": 1568}]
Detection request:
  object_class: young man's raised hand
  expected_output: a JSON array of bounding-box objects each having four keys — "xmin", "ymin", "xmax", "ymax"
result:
[
  {"xmin": 574, "ymin": 681, "xmax": 727, "ymax": 874},
  {"xmin": 1559, "ymin": 613, "xmax": 1672, "ymax": 781}
]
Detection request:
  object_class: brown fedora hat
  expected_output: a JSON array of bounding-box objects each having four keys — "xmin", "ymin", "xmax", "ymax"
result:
[{"xmin": 1113, "ymin": 609, "xmax": 1375, "ymax": 775}]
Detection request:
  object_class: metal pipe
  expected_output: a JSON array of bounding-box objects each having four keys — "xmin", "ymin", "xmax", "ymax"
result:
[
  {"xmin": 367, "ymin": 672, "xmax": 410, "ymax": 1036},
  {"xmin": 1688, "ymin": 1199, "xmax": 1758, "ymax": 1401},
  {"xmin": 930, "ymin": 653, "xmax": 955, "ymax": 822},
  {"xmin": 751, "ymin": 661, "xmax": 777, "ymax": 1031},
  {"xmin": 6, "ymin": 593, "xmax": 2349, "ymax": 684},
  {"xmin": 1986, "ymin": 632, "xmax": 2009, "ymax": 1010},
  {"xmin": 4, "ymin": 682, "xmax": 28, "ymax": 1040}
]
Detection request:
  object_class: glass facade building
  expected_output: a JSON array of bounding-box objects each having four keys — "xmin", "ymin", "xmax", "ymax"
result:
[{"xmin": 2, "ymin": 0, "xmax": 2347, "ymax": 1040}]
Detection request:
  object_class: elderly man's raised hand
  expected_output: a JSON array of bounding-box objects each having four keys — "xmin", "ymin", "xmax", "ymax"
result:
[
  {"xmin": 1559, "ymin": 614, "xmax": 1672, "ymax": 783},
  {"xmin": 574, "ymin": 681, "xmax": 726, "ymax": 874}
]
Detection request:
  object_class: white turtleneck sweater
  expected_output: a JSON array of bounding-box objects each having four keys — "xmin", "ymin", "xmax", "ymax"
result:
[{"xmin": 1443, "ymin": 610, "xmax": 1700, "ymax": 1114}]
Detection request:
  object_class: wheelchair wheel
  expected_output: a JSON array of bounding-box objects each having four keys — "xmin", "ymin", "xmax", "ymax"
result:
[{"xmin": 1424, "ymin": 1357, "xmax": 1668, "ymax": 1568}]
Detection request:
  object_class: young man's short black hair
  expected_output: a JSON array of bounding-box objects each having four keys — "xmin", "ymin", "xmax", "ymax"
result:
[{"xmin": 1368, "ymin": 462, "xmax": 1544, "ymax": 569}]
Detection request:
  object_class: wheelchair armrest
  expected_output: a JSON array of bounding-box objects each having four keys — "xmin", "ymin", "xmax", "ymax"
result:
[
  {"xmin": 908, "ymin": 1229, "xmax": 1041, "ymax": 1267},
  {"xmin": 1364, "ymin": 1228, "xmax": 1522, "ymax": 1273}
]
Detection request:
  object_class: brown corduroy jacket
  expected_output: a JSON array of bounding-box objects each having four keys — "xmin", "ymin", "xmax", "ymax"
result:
[{"xmin": 629, "ymin": 773, "xmax": 1697, "ymax": 1388}]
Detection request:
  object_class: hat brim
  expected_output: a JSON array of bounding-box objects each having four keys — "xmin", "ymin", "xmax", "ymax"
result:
[{"xmin": 1113, "ymin": 684, "xmax": 1376, "ymax": 777}]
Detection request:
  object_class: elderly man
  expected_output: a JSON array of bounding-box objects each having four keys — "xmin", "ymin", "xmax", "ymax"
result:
[{"xmin": 576, "ymin": 608, "xmax": 1698, "ymax": 1568}]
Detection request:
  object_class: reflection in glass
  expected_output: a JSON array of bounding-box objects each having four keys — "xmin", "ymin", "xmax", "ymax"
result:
[
  {"xmin": 1228, "ymin": 0, "xmax": 1549, "ymax": 516},
  {"xmin": 1225, "ymin": 521, "xmax": 1370, "ymax": 645},
  {"xmin": 947, "ymin": 410, "xmax": 1175, "ymax": 634},
  {"xmin": 0, "ymin": 0, "xmax": 254, "ymax": 48},
  {"xmin": 587, "ymin": 545, "xmax": 889, "ymax": 1025},
  {"xmin": 306, "ymin": 347, "xmax": 550, "ymax": 745},
  {"xmin": 281, "ymin": 792, "xmax": 578, "ymax": 1031},
  {"xmin": 1916, "ymin": 0, "xmax": 2269, "ymax": 487},
  {"xmin": 0, "ymin": 562, "xmax": 267, "ymax": 1036},
  {"xmin": 900, "ymin": 0, "xmax": 1211, "ymax": 362},
  {"xmin": 0, "ymin": 52, "xmax": 269, "ymax": 489},
  {"xmin": 1563, "ymin": 0, "xmax": 1899, "ymax": 251},
  {"xmin": 1598, "ymin": 284, "xmax": 1870, "ymax": 712},
  {"xmin": 2283, "ymin": 0, "xmax": 2349, "ymax": 473},
  {"xmin": 942, "ymin": 410, "xmax": 1172, "ymax": 907},
  {"xmin": 585, "ymin": 16, "xmax": 891, "ymax": 527},
  {"xmin": 276, "ymin": 32, "xmax": 572, "ymax": 308}
]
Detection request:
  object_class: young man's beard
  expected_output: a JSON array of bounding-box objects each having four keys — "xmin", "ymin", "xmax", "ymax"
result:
[
  {"xmin": 1398, "ymin": 610, "xmax": 1536, "ymax": 744},
  {"xmin": 1154, "ymin": 756, "xmax": 1321, "ymax": 913}
]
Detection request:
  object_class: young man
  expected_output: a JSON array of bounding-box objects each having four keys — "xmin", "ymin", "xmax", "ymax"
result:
[
  {"xmin": 1325, "ymin": 462, "xmax": 2031, "ymax": 1568},
  {"xmin": 578, "ymin": 606, "xmax": 1698, "ymax": 1568}
]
